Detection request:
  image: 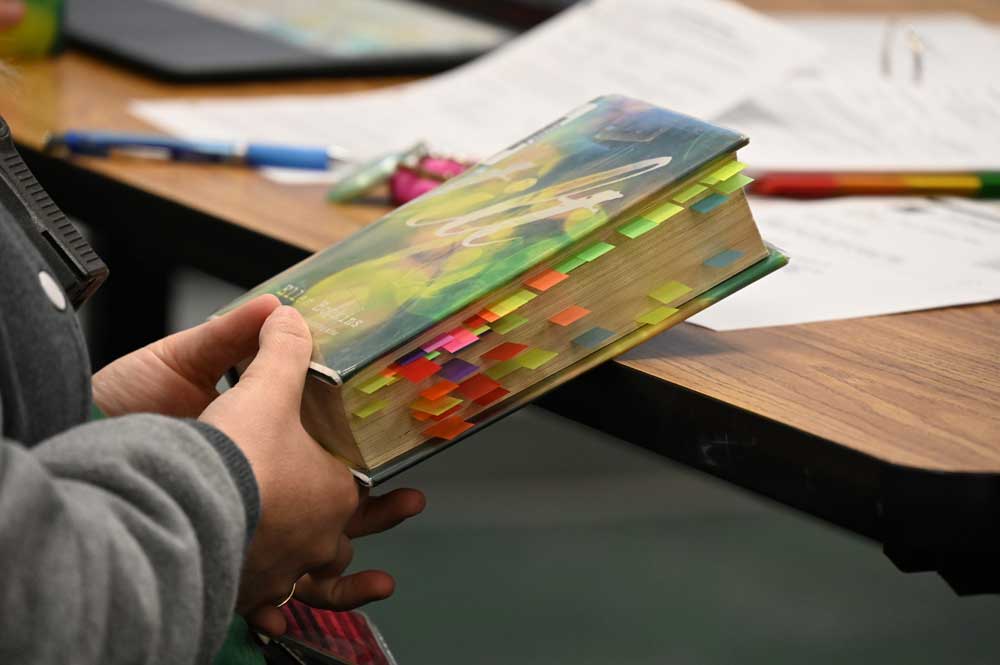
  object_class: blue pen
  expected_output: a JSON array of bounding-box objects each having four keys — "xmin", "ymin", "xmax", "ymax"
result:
[{"xmin": 44, "ymin": 131, "xmax": 351, "ymax": 170}]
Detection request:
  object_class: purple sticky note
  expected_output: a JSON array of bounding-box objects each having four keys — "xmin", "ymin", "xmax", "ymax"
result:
[
  {"xmin": 439, "ymin": 358, "xmax": 479, "ymax": 383},
  {"xmin": 395, "ymin": 348, "xmax": 427, "ymax": 366}
]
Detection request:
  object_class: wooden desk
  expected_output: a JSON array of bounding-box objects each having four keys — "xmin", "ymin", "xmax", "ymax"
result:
[{"xmin": 3, "ymin": 1, "xmax": 999, "ymax": 592}]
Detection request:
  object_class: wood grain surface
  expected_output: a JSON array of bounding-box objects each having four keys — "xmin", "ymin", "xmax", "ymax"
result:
[{"xmin": 1, "ymin": 1, "xmax": 997, "ymax": 472}]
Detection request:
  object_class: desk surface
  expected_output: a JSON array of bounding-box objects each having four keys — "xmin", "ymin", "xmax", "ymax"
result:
[{"xmin": 2, "ymin": 1, "xmax": 998, "ymax": 483}]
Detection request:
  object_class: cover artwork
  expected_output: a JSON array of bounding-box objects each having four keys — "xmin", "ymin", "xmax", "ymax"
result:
[{"xmin": 222, "ymin": 95, "xmax": 746, "ymax": 380}]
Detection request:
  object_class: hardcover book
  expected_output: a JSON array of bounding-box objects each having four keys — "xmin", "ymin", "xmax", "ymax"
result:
[{"xmin": 220, "ymin": 95, "xmax": 786, "ymax": 484}]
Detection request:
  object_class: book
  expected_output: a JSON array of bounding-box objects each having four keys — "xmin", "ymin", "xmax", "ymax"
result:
[{"xmin": 219, "ymin": 95, "xmax": 786, "ymax": 484}]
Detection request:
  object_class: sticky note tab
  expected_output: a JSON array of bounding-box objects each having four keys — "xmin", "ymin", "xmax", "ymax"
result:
[
  {"xmin": 422, "ymin": 333, "xmax": 454, "ymax": 353},
  {"xmin": 617, "ymin": 217, "xmax": 658, "ymax": 239},
  {"xmin": 517, "ymin": 348, "xmax": 558, "ymax": 370},
  {"xmin": 576, "ymin": 241, "xmax": 615, "ymax": 262},
  {"xmin": 412, "ymin": 410, "xmax": 432, "ymax": 422},
  {"xmin": 425, "ymin": 351, "xmax": 441, "ymax": 360},
  {"xmin": 420, "ymin": 380, "xmax": 459, "ymax": 401},
  {"xmin": 484, "ymin": 359, "xmax": 521, "ymax": 380},
  {"xmin": 549, "ymin": 305, "xmax": 590, "ymax": 326},
  {"xmin": 714, "ymin": 173, "xmax": 754, "ymax": 195},
  {"xmin": 700, "ymin": 160, "xmax": 747, "ymax": 185},
  {"xmin": 472, "ymin": 325, "xmax": 491, "ymax": 336},
  {"xmin": 463, "ymin": 315, "xmax": 489, "ymax": 330},
  {"xmin": 477, "ymin": 309, "xmax": 500, "ymax": 323},
  {"xmin": 486, "ymin": 289, "xmax": 538, "ymax": 318},
  {"xmin": 636, "ymin": 306, "xmax": 679, "ymax": 325},
  {"xmin": 649, "ymin": 280, "xmax": 692, "ymax": 305},
  {"xmin": 410, "ymin": 395, "xmax": 463, "ymax": 416},
  {"xmin": 359, "ymin": 374, "xmax": 394, "ymax": 395},
  {"xmin": 572, "ymin": 327, "xmax": 616, "ymax": 349},
  {"xmin": 475, "ymin": 387, "xmax": 510, "ymax": 407},
  {"xmin": 491, "ymin": 313, "xmax": 529, "ymax": 335},
  {"xmin": 554, "ymin": 256, "xmax": 587, "ymax": 274},
  {"xmin": 691, "ymin": 193, "xmax": 729, "ymax": 213},
  {"xmin": 525, "ymin": 269, "xmax": 569, "ymax": 292},
  {"xmin": 704, "ymin": 249, "xmax": 744, "ymax": 268},
  {"xmin": 481, "ymin": 342, "xmax": 528, "ymax": 361},
  {"xmin": 457, "ymin": 373, "xmax": 502, "ymax": 400},
  {"xmin": 430, "ymin": 403, "xmax": 463, "ymax": 421},
  {"xmin": 422, "ymin": 416, "xmax": 475, "ymax": 441},
  {"xmin": 442, "ymin": 328, "xmax": 479, "ymax": 353},
  {"xmin": 673, "ymin": 183, "xmax": 708, "ymax": 203},
  {"xmin": 395, "ymin": 348, "xmax": 426, "ymax": 366},
  {"xmin": 353, "ymin": 399, "xmax": 388, "ymax": 419},
  {"xmin": 395, "ymin": 357, "xmax": 442, "ymax": 383},
  {"xmin": 438, "ymin": 358, "xmax": 479, "ymax": 383},
  {"xmin": 645, "ymin": 200, "xmax": 684, "ymax": 223}
]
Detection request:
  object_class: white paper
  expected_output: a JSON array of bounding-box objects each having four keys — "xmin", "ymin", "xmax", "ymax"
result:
[
  {"xmin": 689, "ymin": 197, "xmax": 1000, "ymax": 331},
  {"xmin": 132, "ymin": 0, "xmax": 821, "ymax": 183},
  {"xmin": 778, "ymin": 13, "xmax": 1000, "ymax": 84}
]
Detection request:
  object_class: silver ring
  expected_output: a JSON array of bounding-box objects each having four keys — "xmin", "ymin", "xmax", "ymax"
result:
[{"xmin": 276, "ymin": 581, "xmax": 296, "ymax": 608}]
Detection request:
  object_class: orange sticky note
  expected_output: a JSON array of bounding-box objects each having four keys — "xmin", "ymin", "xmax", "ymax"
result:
[
  {"xmin": 525, "ymin": 269, "xmax": 569, "ymax": 292},
  {"xmin": 549, "ymin": 305, "xmax": 591, "ymax": 326},
  {"xmin": 477, "ymin": 309, "xmax": 501, "ymax": 323},
  {"xmin": 422, "ymin": 416, "xmax": 475, "ymax": 440},
  {"xmin": 412, "ymin": 410, "xmax": 432, "ymax": 422},
  {"xmin": 419, "ymin": 380, "xmax": 459, "ymax": 401}
]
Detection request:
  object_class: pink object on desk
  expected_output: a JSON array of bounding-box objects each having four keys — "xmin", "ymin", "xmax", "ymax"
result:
[{"xmin": 389, "ymin": 156, "xmax": 469, "ymax": 204}]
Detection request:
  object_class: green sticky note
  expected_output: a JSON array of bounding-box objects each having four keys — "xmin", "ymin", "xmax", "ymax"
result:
[
  {"xmin": 517, "ymin": 348, "xmax": 558, "ymax": 370},
  {"xmin": 359, "ymin": 375, "xmax": 393, "ymax": 395},
  {"xmin": 425, "ymin": 351, "xmax": 441, "ymax": 360},
  {"xmin": 491, "ymin": 313, "xmax": 529, "ymax": 335},
  {"xmin": 554, "ymin": 256, "xmax": 587, "ymax": 273},
  {"xmin": 649, "ymin": 280, "xmax": 692, "ymax": 305},
  {"xmin": 700, "ymin": 160, "xmax": 747, "ymax": 185},
  {"xmin": 353, "ymin": 399, "xmax": 388, "ymax": 419},
  {"xmin": 472, "ymin": 325, "xmax": 491, "ymax": 335},
  {"xmin": 645, "ymin": 200, "xmax": 684, "ymax": 223},
  {"xmin": 411, "ymin": 395, "xmax": 463, "ymax": 415},
  {"xmin": 485, "ymin": 359, "xmax": 521, "ymax": 380},
  {"xmin": 714, "ymin": 173, "xmax": 754, "ymax": 195},
  {"xmin": 576, "ymin": 241, "xmax": 616, "ymax": 262},
  {"xmin": 673, "ymin": 183, "xmax": 708, "ymax": 203},
  {"xmin": 617, "ymin": 217, "xmax": 658, "ymax": 239},
  {"xmin": 636, "ymin": 306, "xmax": 679, "ymax": 325}
]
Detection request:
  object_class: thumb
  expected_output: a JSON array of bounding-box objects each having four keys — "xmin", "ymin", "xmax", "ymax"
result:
[{"xmin": 239, "ymin": 305, "xmax": 315, "ymax": 411}]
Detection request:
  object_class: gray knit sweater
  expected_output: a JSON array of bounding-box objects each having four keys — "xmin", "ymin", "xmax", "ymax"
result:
[{"xmin": 0, "ymin": 201, "xmax": 259, "ymax": 663}]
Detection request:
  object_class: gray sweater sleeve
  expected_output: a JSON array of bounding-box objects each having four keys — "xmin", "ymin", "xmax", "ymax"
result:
[{"xmin": 0, "ymin": 413, "xmax": 260, "ymax": 665}]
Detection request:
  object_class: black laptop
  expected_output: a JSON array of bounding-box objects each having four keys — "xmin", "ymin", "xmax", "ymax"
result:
[{"xmin": 65, "ymin": 0, "xmax": 575, "ymax": 81}]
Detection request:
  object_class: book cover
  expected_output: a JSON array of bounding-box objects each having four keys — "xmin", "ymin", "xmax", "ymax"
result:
[{"xmin": 221, "ymin": 95, "xmax": 746, "ymax": 382}]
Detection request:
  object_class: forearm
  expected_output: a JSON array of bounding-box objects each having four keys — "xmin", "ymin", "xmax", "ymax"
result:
[{"xmin": 0, "ymin": 414, "xmax": 259, "ymax": 664}]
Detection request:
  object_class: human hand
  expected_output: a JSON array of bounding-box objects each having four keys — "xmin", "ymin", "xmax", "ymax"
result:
[
  {"xmin": 93, "ymin": 295, "xmax": 282, "ymax": 419},
  {"xmin": 199, "ymin": 305, "xmax": 425, "ymax": 635},
  {"xmin": 0, "ymin": 0, "xmax": 25, "ymax": 31}
]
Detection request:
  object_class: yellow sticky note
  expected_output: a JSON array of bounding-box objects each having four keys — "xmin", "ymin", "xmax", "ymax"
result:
[
  {"xmin": 484, "ymin": 359, "xmax": 521, "ymax": 380},
  {"xmin": 353, "ymin": 399, "xmax": 388, "ymax": 419},
  {"xmin": 673, "ymin": 183, "xmax": 708, "ymax": 203},
  {"xmin": 700, "ymin": 160, "xmax": 747, "ymax": 185},
  {"xmin": 636, "ymin": 306, "xmax": 679, "ymax": 325},
  {"xmin": 714, "ymin": 173, "xmax": 754, "ymax": 195},
  {"xmin": 359, "ymin": 375, "xmax": 393, "ymax": 395},
  {"xmin": 517, "ymin": 348, "xmax": 558, "ymax": 370},
  {"xmin": 649, "ymin": 280, "xmax": 692, "ymax": 305},
  {"xmin": 645, "ymin": 200, "xmax": 684, "ymax": 223},
  {"xmin": 488, "ymin": 289, "xmax": 538, "ymax": 318},
  {"xmin": 411, "ymin": 395, "xmax": 463, "ymax": 416}
]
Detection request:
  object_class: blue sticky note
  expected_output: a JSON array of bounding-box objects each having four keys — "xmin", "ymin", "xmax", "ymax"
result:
[
  {"xmin": 691, "ymin": 193, "xmax": 729, "ymax": 214},
  {"xmin": 704, "ymin": 249, "xmax": 744, "ymax": 268},
  {"xmin": 571, "ymin": 327, "xmax": 616, "ymax": 349}
]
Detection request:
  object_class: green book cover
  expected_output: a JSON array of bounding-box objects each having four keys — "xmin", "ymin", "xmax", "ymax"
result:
[{"xmin": 221, "ymin": 95, "xmax": 746, "ymax": 382}]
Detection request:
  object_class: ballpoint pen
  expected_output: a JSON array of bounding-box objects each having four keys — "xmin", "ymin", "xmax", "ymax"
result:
[{"xmin": 44, "ymin": 130, "xmax": 352, "ymax": 170}]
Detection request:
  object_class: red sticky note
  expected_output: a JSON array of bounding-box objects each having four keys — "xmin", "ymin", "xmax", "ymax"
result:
[
  {"xmin": 480, "ymin": 342, "xmax": 528, "ymax": 361},
  {"xmin": 394, "ymin": 357, "xmax": 441, "ymax": 383},
  {"xmin": 420, "ymin": 380, "xmax": 459, "ymax": 401},
  {"xmin": 457, "ymin": 373, "xmax": 502, "ymax": 401},
  {"xmin": 412, "ymin": 410, "xmax": 432, "ymax": 422},
  {"xmin": 525, "ymin": 269, "xmax": 569, "ymax": 292},
  {"xmin": 474, "ymin": 386, "xmax": 510, "ymax": 407},
  {"xmin": 548, "ymin": 305, "xmax": 591, "ymax": 326},
  {"xmin": 422, "ymin": 415, "xmax": 475, "ymax": 440},
  {"xmin": 463, "ymin": 314, "xmax": 489, "ymax": 330}
]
